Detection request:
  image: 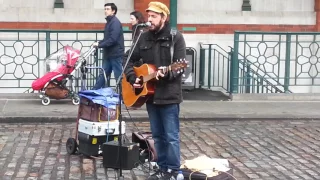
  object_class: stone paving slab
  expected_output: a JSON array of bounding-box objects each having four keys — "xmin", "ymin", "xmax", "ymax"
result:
[
  {"xmin": 2, "ymin": 100, "xmax": 320, "ymax": 123},
  {"xmin": 1, "ymin": 120, "xmax": 320, "ymax": 179},
  {"xmin": 232, "ymin": 93, "xmax": 320, "ymax": 101}
]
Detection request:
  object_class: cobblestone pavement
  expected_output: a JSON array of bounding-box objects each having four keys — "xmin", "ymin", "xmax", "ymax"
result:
[{"xmin": 1, "ymin": 120, "xmax": 320, "ymax": 180}]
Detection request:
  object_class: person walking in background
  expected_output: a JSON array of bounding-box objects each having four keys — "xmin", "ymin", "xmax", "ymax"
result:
[
  {"xmin": 124, "ymin": 11, "xmax": 146, "ymax": 68},
  {"xmin": 130, "ymin": 11, "xmax": 146, "ymax": 43},
  {"xmin": 92, "ymin": 3, "xmax": 124, "ymax": 89}
]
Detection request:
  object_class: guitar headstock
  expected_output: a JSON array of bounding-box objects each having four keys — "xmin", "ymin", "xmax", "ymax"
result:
[
  {"xmin": 170, "ymin": 59, "xmax": 189, "ymax": 75},
  {"xmin": 157, "ymin": 59, "xmax": 189, "ymax": 77}
]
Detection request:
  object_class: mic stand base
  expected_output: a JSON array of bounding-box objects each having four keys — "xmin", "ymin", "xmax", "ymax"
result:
[{"xmin": 117, "ymin": 85, "xmax": 123, "ymax": 179}]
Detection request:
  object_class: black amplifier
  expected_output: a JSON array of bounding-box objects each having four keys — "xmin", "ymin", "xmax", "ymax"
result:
[{"xmin": 102, "ymin": 141, "xmax": 140, "ymax": 170}]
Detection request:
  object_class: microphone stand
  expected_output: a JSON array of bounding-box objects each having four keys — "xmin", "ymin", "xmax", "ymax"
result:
[
  {"xmin": 114, "ymin": 28, "xmax": 144, "ymax": 180},
  {"xmin": 131, "ymin": 23, "xmax": 148, "ymax": 46},
  {"xmin": 131, "ymin": 26, "xmax": 139, "ymax": 46}
]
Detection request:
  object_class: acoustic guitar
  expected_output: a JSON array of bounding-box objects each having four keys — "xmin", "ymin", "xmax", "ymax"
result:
[{"xmin": 121, "ymin": 59, "xmax": 188, "ymax": 108}]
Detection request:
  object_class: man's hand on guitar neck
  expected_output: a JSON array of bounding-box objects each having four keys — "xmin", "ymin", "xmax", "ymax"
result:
[
  {"xmin": 155, "ymin": 66, "xmax": 167, "ymax": 80},
  {"xmin": 132, "ymin": 78, "xmax": 142, "ymax": 88}
]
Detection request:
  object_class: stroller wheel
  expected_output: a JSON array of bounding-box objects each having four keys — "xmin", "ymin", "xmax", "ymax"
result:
[
  {"xmin": 66, "ymin": 137, "xmax": 77, "ymax": 155},
  {"xmin": 72, "ymin": 96, "xmax": 80, "ymax": 105},
  {"xmin": 41, "ymin": 97, "xmax": 50, "ymax": 106}
]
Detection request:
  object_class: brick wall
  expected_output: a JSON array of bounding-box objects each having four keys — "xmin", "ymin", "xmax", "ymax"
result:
[
  {"xmin": 0, "ymin": 22, "xmax": 316, "ymax": 34},
  {"xmin": 315, "ymin": 0, "xmax": 320, "ymax": 31},
  {"xmin": 0, "ymin": 22, "xmax": 131, "ymax": 30},
  {"xmin": 134, "ymin": 0, "xmax": 170, "ymax": 17},
  {"xmin": 0, "ymin": 0, "xmax": 318, "ymax": 34},
  {"xmin": 177, "ymin": 24, "xmax": 316, "ymax": 34}
]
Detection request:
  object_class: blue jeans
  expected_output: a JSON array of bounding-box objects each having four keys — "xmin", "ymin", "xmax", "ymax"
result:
[
  {"xmin": 93, "ymin": 57, "xmax": 123, "ymax": 90},
  {"xmin": 146, "ymin": 103, "xmax": 181, "ymax": 171}
]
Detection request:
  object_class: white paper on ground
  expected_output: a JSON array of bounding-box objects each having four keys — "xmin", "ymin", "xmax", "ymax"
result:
[{"xmin": 181, "ymin": 155, "xmax": 230, "ymax": 177}]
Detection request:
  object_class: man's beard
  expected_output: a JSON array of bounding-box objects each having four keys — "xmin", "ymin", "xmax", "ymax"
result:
[{"xmin": 150, "ymin": 20, "xmax": 163, "ymax": 32}]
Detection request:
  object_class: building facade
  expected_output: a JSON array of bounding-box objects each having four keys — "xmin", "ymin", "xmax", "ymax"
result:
[{"xmin": 0, "ymin": 0, "xmax": 319, "ymax": 93}]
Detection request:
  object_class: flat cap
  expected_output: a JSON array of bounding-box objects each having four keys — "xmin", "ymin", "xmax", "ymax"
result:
[{"xmin": 146, "ymin": 2, "xmax": 170, "ymax": 17}]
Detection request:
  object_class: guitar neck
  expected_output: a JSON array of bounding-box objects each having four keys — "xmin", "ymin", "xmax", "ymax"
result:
[{"xmin": 143, "ymin": 65, "xmax": 171, "ymax": 82}]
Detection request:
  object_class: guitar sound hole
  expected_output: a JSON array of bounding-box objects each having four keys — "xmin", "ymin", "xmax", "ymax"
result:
[
  {"xmin": 134, "ymin": 87, "xmax": 143, "ymax": 95},
  {"xmin": 134, "ymin": 76, "xmax": 144, "ymax": 95}
]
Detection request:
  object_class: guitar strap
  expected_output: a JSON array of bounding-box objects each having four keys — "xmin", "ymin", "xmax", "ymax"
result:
[{"xmin": 170, "ymin": 28, "xmax": 177, "ymax": 64}]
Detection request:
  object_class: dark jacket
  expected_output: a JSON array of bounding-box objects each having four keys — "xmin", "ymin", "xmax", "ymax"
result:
[
  {"xmin": 123, "ymin": 23, "xmax": 186, "ymax": 105},
  {"xmin": 98, "ymin": 15, "xmax": 124, "ymax": 59}
]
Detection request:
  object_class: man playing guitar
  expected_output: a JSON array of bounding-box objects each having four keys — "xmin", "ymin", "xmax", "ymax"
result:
[{"xmin": 123, "ymin": 2, "xmax": 187, "ymax": 180}]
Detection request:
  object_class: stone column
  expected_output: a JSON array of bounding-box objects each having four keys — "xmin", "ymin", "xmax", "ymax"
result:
[{"xmin": 170, "ymin": 0, "xmax": 177, "ymax": 28}]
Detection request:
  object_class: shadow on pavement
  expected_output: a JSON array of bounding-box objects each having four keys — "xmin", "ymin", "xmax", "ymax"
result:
[{"xmin": 182, "ymin": 89, "xmax": 230, "ymax": 101}]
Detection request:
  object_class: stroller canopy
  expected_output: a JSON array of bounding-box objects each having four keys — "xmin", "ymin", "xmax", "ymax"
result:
[
  {"xmin": 32, "ymin": 45, "xmax": 82, "ymax": 91},
  {"xmin": 45, "ymin": 45, "xmax": 81, "ymax": 74}
]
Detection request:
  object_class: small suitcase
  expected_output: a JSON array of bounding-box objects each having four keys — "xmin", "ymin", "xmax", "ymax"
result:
[
  {"xmin": 77, "ymin": 131, "xmax": 117, "ymax": 156},
  {"xmin": 78, "ymin": 119, "xmax": 126, "ymax": 136},
  {"xmin": 78, "ymin": 96, "xmax": 119, "ymax": 122},
  {"xmin": 77, "ymin": 119, "xmax": 126, "ymax": 156}
]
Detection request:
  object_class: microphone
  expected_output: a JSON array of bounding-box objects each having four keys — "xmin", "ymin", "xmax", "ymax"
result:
[{"xmin": 137, "ymin": 22, "xmax": 151, "ymax": 27}]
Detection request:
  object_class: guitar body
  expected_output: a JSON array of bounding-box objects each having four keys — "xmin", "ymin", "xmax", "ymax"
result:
[{"xmin": 122, "ymin": 64, "xmax": 157, "ymax": 108}]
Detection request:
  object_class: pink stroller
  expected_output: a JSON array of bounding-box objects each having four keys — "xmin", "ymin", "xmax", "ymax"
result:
[{"xmin": 32, "ymin": 45, "xmax": 97, "ymax": 105}]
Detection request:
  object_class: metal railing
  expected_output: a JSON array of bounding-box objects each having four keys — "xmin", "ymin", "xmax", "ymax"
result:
[
  {"xmin": 199, "ymin": 43, "xmax": 231, "ymax": 92},
  {"xmin": 231, "ymin": 31, "xmax": 320, "ymax": 94},
  {"xmin": 0, "ymin": 29, "xmax": 133, "ymax": 93},
  {"xmin": 0, "ymin": 29, "xmax": 198, "ymax": 93},
  {"xmin": 199, "ymin": 43, "xmax": 285, "ymax": 94},
  {"xmin": 230, "ymin": 48, "xmax": 287, "ymax": 94}
]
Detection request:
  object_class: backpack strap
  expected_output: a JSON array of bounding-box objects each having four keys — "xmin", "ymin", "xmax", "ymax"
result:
[{"xmin": 170, "ymin": 28, "xmax": 177, "ymax": 63}]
